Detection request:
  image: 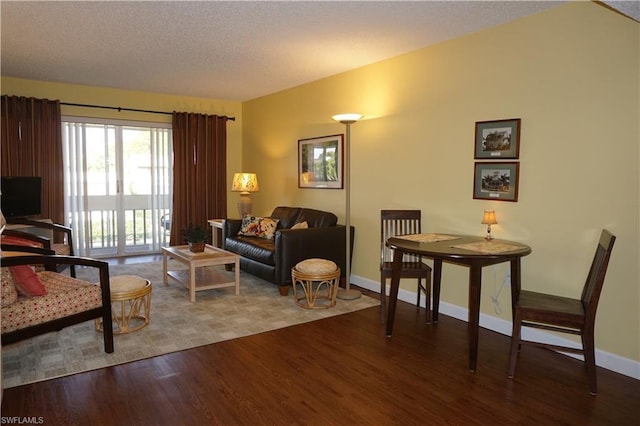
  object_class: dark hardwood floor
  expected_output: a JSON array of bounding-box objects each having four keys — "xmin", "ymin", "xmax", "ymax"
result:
[{"xmin": 2, "ymin": 257, "xmax": 639, "ymax": 425}]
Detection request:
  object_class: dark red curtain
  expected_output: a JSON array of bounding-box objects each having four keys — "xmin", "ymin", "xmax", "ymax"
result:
[
  {"xmin": 0, "ymin": 95, "xmax": 64, "ymax": 225},
  {"xmin": 170, "ymin": 112, "xmax": 227, "ymax": 245}
]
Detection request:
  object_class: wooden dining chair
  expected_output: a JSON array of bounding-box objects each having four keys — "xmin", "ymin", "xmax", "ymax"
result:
[
  {"xmin": 380, "ymin": 210, "xmax": 432, "ymax": 323},
  {"xmin": 508, "ymin": 229, "xmax": 616, "ymax": 395}
]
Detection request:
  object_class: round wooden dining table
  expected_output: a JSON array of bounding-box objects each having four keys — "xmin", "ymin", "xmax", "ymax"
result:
[{"xmin": 385, "ymin": 233, "xmax": 532, "ymax": 372}]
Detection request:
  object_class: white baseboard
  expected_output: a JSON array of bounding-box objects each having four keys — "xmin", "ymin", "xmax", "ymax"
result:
[{"xmin": 351, "ymin": 274, "xmax": 640, "ymax": 381}]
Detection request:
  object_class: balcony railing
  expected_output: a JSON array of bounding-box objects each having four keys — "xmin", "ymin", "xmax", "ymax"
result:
[{"xmin": 82, "ymin": 208, "xmax": 170, "ymax": 255}]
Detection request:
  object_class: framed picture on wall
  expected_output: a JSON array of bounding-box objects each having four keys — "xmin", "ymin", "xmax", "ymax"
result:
[
  {"xmin": 298, "ymin": 134, "xmax": 344, "ymax": 189},
  {"xmin": 474, "ymin": 118, "xmax": 521, "ymax": 159},
  {"xmin": 473, "ymin": 162, "xmax": 520, "ymax": 202}
]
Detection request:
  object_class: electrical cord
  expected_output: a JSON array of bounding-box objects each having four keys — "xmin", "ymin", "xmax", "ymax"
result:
[{"xmin": 490, "ymin": 267, "xmax": 511, "ymax": 315}]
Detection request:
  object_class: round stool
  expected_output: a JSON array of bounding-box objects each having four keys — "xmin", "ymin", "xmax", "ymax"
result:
[
  {"xmin": 95, "ymin": 275, "xmax": 152, "ymax": 334},
  {"xmin": 291, "ymin": 258, "xmax": 340, "ymax": 309}
]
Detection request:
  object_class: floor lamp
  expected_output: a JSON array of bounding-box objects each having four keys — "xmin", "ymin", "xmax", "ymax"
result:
[{"xmin": 332, "ymin": 113, "xmax": 363, "ymax": 300}]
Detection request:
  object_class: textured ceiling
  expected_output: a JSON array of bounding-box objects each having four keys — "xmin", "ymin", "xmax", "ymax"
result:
[{"xmin": 1, "ymin": 1, "xmax": 636, "ymax": 102}]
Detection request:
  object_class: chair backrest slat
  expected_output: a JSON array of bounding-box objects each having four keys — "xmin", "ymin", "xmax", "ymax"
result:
[
  {"xmin": 381, "ymin": 210, "xmax": 423, "ymax": 264},
  {"xmin": 581, "ymin": 229, "xmax": 616, "ymax": 319}
]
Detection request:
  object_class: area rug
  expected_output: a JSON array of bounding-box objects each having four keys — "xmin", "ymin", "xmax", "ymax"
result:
[{"xmin": 2, "ymin": 261, "xmax": 379, "ymax": 388}]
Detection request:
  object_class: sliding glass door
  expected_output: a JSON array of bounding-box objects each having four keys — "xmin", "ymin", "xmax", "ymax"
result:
[{"xmin": 62, "ymin": 117, "xmax": 172, "ymax": 257}]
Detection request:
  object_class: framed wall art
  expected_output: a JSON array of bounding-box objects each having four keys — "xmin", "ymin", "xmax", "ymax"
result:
[
  {"xmin": 473, "ymin": 162, "xmax": 520, "ymax": 202},
  {"xmin": 298, "ymin": 134, "xmax": 344, "ymax": 189},
  {"xmin": 474, "ymin": 118, "xmax": 521, "ymax": 159}
]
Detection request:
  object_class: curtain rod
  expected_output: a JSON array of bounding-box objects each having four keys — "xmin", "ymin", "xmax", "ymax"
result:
[{"xmin": 60, "ymin": 101, "xmax": 236, "ymax": 121}]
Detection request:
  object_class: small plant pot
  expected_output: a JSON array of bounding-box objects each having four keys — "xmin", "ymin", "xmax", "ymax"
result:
[{"xmin": 189, "ymin": 242, "xmax": 206, "ymax": 253}]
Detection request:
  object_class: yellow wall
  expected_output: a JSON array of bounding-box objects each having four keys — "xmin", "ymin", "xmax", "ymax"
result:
[
  {"xmin": 0, "ymin": 78, "xmax": 244, "ymax": 219},
  {"xmin": 243, "ymin": 2, "xmax": 639, "ymax": 363}
]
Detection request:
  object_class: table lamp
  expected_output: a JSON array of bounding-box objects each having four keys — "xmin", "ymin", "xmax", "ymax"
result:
[
  {"xmin": 481, "ymin": 210, "xmax": 497, "ymax": 241},
  {"xmin": 231, "ymin": 173, "xmax": 259, "ymax": 218}
]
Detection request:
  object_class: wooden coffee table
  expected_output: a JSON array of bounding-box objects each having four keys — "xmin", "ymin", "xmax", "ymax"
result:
[{"xmin": 162, "ymin": 244, "xmax": 240, "ymax": 302}]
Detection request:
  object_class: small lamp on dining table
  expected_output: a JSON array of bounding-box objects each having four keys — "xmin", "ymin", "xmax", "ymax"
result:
[
  {"xmin": 481, "ymin": 210, "xmax": 497, "ymax": 241},
  {"xmin": 231, "ymin": 173, "xmax": 259, "ymax": 218}
]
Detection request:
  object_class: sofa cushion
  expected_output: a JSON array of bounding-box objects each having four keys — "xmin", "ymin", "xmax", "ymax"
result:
[
  {"xmin": 297, "ymin": 208, "xmax": 338, "ymax": 228},
  {"xmin": 225, "ymin": 236, "xmax": 276, "ymax": 265},
  {"xmin": 270, "ymin": 207, "xmax": 302, "ymax": 229},
  {"xmin": 1, "ymin": 268, "xmax": 18, "ymax": 307},
  {"xmin": 238, "ymin": 215, "xmax": 279, "ymax": 239},
  {"xmin": 10, "ymin": 265, "xmax": 47, "ymax": 296},
  {"xmin": 1, "ymin": 271, "xmax": 103, "ymax": 334}
]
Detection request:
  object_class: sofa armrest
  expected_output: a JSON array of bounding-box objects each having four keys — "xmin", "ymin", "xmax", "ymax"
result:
[
  {"xmin": 274, "ymin": 225, "xmax": 355, "ymax": 287},
  {"xmin": 222, "ymin": 219, "xmax": 242, "ymax": 249}
]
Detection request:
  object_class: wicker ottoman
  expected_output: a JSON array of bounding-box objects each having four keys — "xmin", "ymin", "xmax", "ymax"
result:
[
  {"xmin": 291, "ymin": 258, "xmax": 340, "ymax": 309},
  {"xmin": 95, "ymin": 275, "xmax": 152, "ymax": 334}
]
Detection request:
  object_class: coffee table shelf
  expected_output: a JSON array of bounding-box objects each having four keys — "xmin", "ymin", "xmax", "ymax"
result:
[{"xmin": 162, "ymin": 244, "xmax": 240, "ymax": 302}]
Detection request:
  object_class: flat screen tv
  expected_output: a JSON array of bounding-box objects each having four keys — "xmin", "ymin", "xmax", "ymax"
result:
[{"xmin": 1, "ymin": 176, "xmax": 42, "ymax": 218}]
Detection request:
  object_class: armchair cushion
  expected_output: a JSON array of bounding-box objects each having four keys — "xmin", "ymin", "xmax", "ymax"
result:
[
  {"xmin": 2, "ymin": 271, "xmax": 103, "ymax": 334},
  {"xmin": 1, "ymin": 235, "xmax": 43, "ymax": 248},
  {"xmin": 1, "ymin": 270, "xmax": 18, "ymax": 307}
]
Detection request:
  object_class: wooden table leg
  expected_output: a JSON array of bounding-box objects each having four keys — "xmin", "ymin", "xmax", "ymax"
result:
[
  {"xmin": 385, "ymin": 248, "xmax": 404, "ymax": 337},
  {"xmin": 162, "ymin": 252, "xmax": 168, "ymax": 286},
  {"xmin": 510, "ymin": 258, "xmax": 522, "ymax": 314},
  {"xmin": 432, "ymin": 259, "xmax": 443, "ymax": 323},
  {"xmin": 468, "ymin": 264, "xmax": 482, "ymax": 372},
  {"xmin": 189, "ymin": 264, "xmax": 196, "ymax": 303},
  {"xmin": 234, "ymin": 257, "xmax": 240, "ymax": 295}
]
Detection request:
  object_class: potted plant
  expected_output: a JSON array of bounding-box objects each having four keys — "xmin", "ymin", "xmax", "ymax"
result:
[{"xmin": 183, "ymin": 223, "xmax": 207, "ymax": 252}]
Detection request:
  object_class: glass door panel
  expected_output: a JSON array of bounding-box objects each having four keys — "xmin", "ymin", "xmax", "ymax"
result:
[
  {"xmin": 84, "ymin": 124, "xmax": 118, "ymax": 256},
  {"xmin": 63, "ymin": 118, "xmax": 172, "ymax": 257}
]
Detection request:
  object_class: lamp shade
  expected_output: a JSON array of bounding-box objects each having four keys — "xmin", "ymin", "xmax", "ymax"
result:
[
  {"xmin": 481, "ymin": 210, "xmax": 497, "ymax": 225},
  {"xmin": 231, "ymin": 173, "xmax": 259, "ymax": 194},
  {"xmin": 331, "ymin": 113, "xmax": 363, "ymax": 124}
]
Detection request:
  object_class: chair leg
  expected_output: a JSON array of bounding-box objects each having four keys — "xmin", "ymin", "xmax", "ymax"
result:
[
  {"xmin": 424, "ymin": 277, "xmax": 432, "ymax": 324},
  {"xmin": 508, "ymin": 309, "xmax": 522, "ymax": 378},
  {"xmin": 101, "ymin": 310, "xmax": 114, "ymax": 354},
  {"xmin": 380, "ymin": 277, "xmax": 386, "ymax": 323},
  {"xmin": 416, "ymin": 278, "xmax": 421, "ymax": 309},
  {"xmin": 582, "ymin": 331, "xmax": 598, "ymax": 395}
]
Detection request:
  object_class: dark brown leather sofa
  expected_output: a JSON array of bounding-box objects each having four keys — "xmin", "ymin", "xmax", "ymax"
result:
[{"xmin": 222, "ymin": 206, "xmax": 354, "ymax": 295}]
